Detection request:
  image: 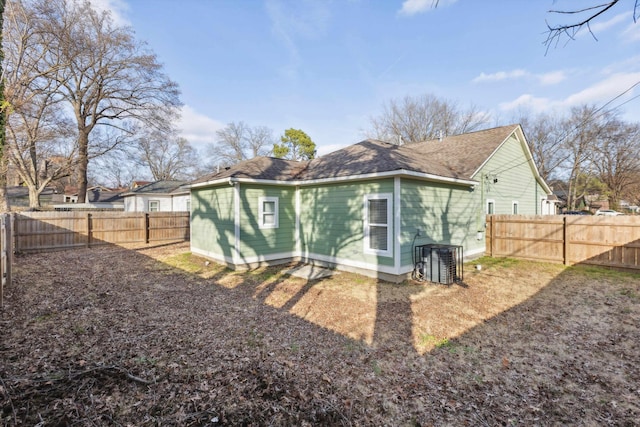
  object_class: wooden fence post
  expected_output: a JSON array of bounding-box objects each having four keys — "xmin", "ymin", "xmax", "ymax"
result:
[
  {"xmin": 145, "ymin": 213, "xmax": 150, "ymax": 244},
  {"xmin": 563, "ymin": 216, "xmax": 569, "ymax": 265},
  {"xmin": 490, "ymin": 215, "xmax": 496, "ymax": 257},
  {"xmin": 86, "ymin": 213, "xmax": 92, "ymax": 248}
]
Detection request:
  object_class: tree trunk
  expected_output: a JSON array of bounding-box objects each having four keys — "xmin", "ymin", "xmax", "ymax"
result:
[
  {"xmin": 76, "ymin": 130, "xmax": 89, "ymax": 203},
  {"xmin": 28, "ymin": 185, "xmax": 41, "ymax": 209}
]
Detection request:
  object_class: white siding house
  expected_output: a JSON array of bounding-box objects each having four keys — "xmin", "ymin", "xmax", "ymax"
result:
[{"xmin": 122, "ymin": 180, "xmax": 190, "ymax": 212}]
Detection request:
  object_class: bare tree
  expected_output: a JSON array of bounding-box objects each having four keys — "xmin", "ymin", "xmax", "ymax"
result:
[
  {"xmin": 515, "ymin": 110, "xmax": 567, "ymax": 181},
  {"xmin": 32, "ymin": 0, "xmax": 181, "ymax": 202},
  {"xmin": 0, "ymin": 0, "xmax": 8, "ymax": 211},
  {"xmin": 3, "ymin": 0, "xmax": 77, "ymax": 208},
  {"xmin": 367, "ymin": 93, "xmax": 489, "ymax": 144},
  {"xmin": 137, "ymin": 132, "xmax": 200, "ymax": 181},
  {"xmin": 559, "ymin": 105, "xmax": 613, "ymax": 210},
  {"xmin": 207, "ymin": 121, "xmax": 273, "ymax": 166},
  {"xmin": 591, "ymin": 120, "xmax": 640, "ymax": 209},
  {"xmin": 545, "ymin": 0, "xmax": 639, "ymax": 47}
]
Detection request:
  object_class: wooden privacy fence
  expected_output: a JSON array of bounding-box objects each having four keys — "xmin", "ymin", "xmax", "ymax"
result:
[
  {"xmin": 486, "ymin": 214, "xmax": 640, "ymax": 271},
  {"xmin": 1, "ymin": 213, "xmax": 12, "ymax": 307},
  {"xmin": 14, "ymin": 211, "xmax": 190, "ymax": 254}
]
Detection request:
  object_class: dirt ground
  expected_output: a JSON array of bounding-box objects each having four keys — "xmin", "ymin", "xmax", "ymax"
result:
[{"xmin": 1, "ymin": 242, "xmax": 639, "ymax": 426}]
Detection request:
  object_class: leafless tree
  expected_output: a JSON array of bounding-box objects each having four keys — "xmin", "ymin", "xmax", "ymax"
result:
[
  {"xmin": 559, "ymin": 105, "xmax": 614, "ymax": 210},
  {"xmin": 137, "ymin": 132, "xmax": 200, "ymax": 181},
  {"xmin": 515, "ymin": 110, "xmax": 567, "ymax": 181},
  {"xmin": 367, "ymin": 93, "xmax": 489, "ymax": 144},
  {"xmin": 207, "ymin": 121, "xmax": 273, "ymax": 166},
  {"xmin": 545, "ymin": 0, "xmax": 639, "ymax": 48},
  {"xmin": 31, "ymin": 0, "xmax": 181, "ymax": 202},
  {"xmin": 591, "ymin": 120, "xmax": 640, "ymax": 209},
  {"xmin": 3, "ymin": 0, "xmax": 78, "ymax": 208}
]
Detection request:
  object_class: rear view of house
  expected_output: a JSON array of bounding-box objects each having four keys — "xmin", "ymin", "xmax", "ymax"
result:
[{"xmin": 190, "ymin": 124, "xmax": 554, "ymax": 282}]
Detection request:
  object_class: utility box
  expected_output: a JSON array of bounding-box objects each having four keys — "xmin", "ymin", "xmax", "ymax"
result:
[{"xmin": 413, "ymin": 244, "xmax": 463, "ymax": 284}]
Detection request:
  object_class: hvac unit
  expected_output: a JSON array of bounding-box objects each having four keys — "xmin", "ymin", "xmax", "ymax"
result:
[{"xmin": 413, "ymin": 244, "xmax": 463, "ymax": 285}]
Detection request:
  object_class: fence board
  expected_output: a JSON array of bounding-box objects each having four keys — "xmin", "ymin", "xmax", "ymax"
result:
[
  {"xmin": 14, "ymin": 211, "xmax": 190, "ymax": 253},
  {"xmin": 486, "ymin": 214, "xmax": 640, "ymax": 271}
]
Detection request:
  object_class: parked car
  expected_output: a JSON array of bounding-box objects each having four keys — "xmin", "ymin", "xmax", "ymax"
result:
[
  {"xmin": 564, "ymin": 211, "xmax": 591, "ymax": 215},
  {"xmin": 595, "ymin": 209, "xmax": 624, "ymax": 216}
]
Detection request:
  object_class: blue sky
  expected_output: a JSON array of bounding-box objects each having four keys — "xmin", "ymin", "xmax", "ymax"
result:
[{"xmin": 93, "ymin": 0, "xmax": 640, "ymax": 157}]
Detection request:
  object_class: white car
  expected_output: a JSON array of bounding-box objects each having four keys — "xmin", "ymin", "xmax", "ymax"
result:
[{"xmin": 595, "ymin": 209, "xmax": 623, "ymax": 216}]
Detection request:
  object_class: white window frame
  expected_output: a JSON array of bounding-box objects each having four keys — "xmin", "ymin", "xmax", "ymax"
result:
[
  {"xmin": 363, "ymin": 193, "xmax": 392, "ymax": 257},
  {"xmin": 512, "ymin": 201, "xmax": 519, "ymax": 215},
  {"xmin": 148, "ymin": 200, "xmax": 160, "ymax": 212},
  {"xmin": 486, "ymin": 199, "xmax": 495, "ymax": 215},
  {"xmin": 259, "ymin": 196, "xmax": 279, "ymax": 229}
]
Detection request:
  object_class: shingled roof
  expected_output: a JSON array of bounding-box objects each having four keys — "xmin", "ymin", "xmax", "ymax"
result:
[
  {"xmin": 123, "ymin": 180, "xmax": 189, "ymax": 195},
  {"xmin": 193, "ymin": 124, "xmax": 523, "ymax": 186}
]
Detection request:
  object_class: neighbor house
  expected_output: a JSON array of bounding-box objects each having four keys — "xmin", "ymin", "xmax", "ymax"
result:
[
  {"xmin": 122, "ymin": 180, "xmax": 190, "ymax": 212},
  {"xmin": 189, "ymin": 124, "xmax": 555, "ymax": 282}
]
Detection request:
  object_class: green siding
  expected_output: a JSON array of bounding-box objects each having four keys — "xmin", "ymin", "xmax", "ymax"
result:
[
  {"xmin": 299, "ymin": 179, "xmax": 395, "ymax": 267},
  {"xmin": 400, "ymin": 179, "xmax": 481, "ymax": 267},
  {"xmin": 476, "ymin": 135, "xmax": 544, "ymax": 215},
  {"xmin": 190, "ymin": 186, "xmax": 235, "ymax": 260},
  {"xmin": 238, "ymin": 184, "xmax": 296, "ymax": 259}
]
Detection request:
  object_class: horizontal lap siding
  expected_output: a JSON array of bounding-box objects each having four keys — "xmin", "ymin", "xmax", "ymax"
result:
[
  {"xmin": 400, "ymin": 179, "xmax": 480, "ymax": 267},
  {"xmin": 300, "ymin": 179, "xmax": 394, "ymax": 267},
  {"xmin": 191, "ymin": 187, "xmax": 235, "ymax": 259},
  {"xmin": 479, "ymin": 135, "xmax": 541, "ymax": 215},
  {"xmin": 239, "ymin": 185, "xmax": 296, "ymax": 259}
]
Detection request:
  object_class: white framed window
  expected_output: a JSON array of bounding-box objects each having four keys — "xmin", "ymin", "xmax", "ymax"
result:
[
  {"xmin": 148, "ymin": 200, "xmax": 160, "ymax": 212},
  {"xmin": 259, "ymin": 196, "xmax": 279, "ymax": 229},
  {"xmin": 486, "ymin": 199, "xmax": 495, "ymax": 215},
  {"xmin": 512, "ymin": 201, "xmax": 519, "ymax": 214},
  {"xmin": 363, "ymin": 193, "xmax": 392, "ymax": 257},
  {"xmin": 186, "ymin": 199, "xmax": 191, "ymax": 212}
]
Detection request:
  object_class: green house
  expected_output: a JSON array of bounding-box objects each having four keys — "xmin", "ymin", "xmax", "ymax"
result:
[{"xmin": 190, "ymin": 124, "xmax": 554, "ymax": 282}]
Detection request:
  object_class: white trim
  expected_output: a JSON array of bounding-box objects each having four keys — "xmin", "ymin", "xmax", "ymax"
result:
[
  {"xmin": 302, "ymin": 251, "xmax": 398, "ymax": 275},
  {"xmin": 295, "ymin": 186, "xmax": 301, "ymax": 253},
  {"xmin": 191, "ymin": 170, "xmax": 477, "ymax": 190},
  {"xmin": 394, "ymin": 177, "xmax": 401, "ymax": 274},
  {"xmin": 234, "ymin": 183, "xmax": 240, "ymax": 262},
  {"xmin": 486, "ymin": 199, "xmax": 496, "ymax": 215},
  {"xmin": 148, "ymin": 200, "xmax": 160, "ymax": 212},
  {"xmin": 363, "ymin": 193, "xmax": 393, "ymax": 257},
  {"xmin": 192, "ymin": 246, "xmax": 235, "ymax": 264},
  {"xmin": 512, "ymin": 200, "xmax": 519, "ymax": 215},
  {"xmin": 258, "ymin": 196, "xmax": 279, "ymax": 229}
]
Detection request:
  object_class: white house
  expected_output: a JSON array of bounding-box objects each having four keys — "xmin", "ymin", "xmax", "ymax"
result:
[{"xmin": 121, "ymin": 180, "xmax": 190, "ymax": 212}]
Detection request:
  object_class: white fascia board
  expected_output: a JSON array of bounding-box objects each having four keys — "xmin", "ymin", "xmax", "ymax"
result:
[
  {"xmin": 202, "ymin": 170, "xmax": 477, "ymax": 188},
  {"xmin": 188, "ymin": 178, "xmax": 235, "ymax": 189}
]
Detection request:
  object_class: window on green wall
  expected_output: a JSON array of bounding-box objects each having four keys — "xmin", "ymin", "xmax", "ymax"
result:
[
  {"xmin": 486, "ymin": 199, "xmax": 495, "ymax": 214},
  {"xmin": 259, "ymin": 196, "xmax": 279, "ymax": 229},
  {"xmin": 364, "ymin": 193, "xmax": 392, "ymax": 257}
]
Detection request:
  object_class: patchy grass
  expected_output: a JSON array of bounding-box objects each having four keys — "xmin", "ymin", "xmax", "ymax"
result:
[{"xmin": 1, "ymin": 242, "xmax": 639, "ymax": 425}]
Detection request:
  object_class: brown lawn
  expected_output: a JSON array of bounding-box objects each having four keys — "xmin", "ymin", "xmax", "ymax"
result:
[{"xmin": 1, "ymin": 242, "xmax": 639, "ymax": 425}]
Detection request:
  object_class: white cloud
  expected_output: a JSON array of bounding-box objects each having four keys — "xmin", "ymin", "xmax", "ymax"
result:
[
  {"xmin": 177, "ymin": 106, "xmax": 225, "ymax": 148},
  {"xmin": 399, "ymin": 0, "xmax": 457, "ymax": 16},
  {"xmin": 473, "ymin": 69, "xmax": 567, "ymax": 86},
  {"xmin": 499, "ymin": 94, "xmax": 551, "ymax": 113},
  {"xmin": 588, "ymin": 11, "xmax": 631, "ymax": 34},
  {"xmin": 561, "ymin": 72, "xmax": 640, "ymax": 107},
  {"xmin": 473, "ymin": 69, "xmax": 528, "ymax": 83},
  {"xmin": 538, "ymin": 71, "xmax": 566, "ymax": 85},
  {"xmin": 499, "ymin": 72, "xmax": 640, "ymax": 114},
  {"xmin": 87, "ymin": 0, "xmax": 131, "ymax": 26},
  {"xmin": 622, "ymin": 21, "xmax": 640, "ymax": 42}
]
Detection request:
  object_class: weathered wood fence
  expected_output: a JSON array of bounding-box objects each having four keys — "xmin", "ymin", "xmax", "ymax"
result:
[
  {"xmin": 14, "ymin": 211, "xmax": 190, "ymax": 253},
  {"xmin": 1, "ymin": 213, "xmax": 12, "ymax": 307},
  {"xmin": 486, "ymin": 215, "xmax": 640, "ymax": 271}
]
